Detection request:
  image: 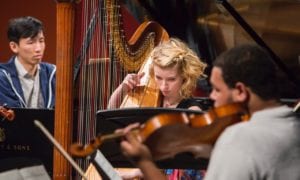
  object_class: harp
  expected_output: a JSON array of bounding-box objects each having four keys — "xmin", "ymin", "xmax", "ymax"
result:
[{"xmin": 54, "ymin": 0, "xmax": 168, "ymax": 179}]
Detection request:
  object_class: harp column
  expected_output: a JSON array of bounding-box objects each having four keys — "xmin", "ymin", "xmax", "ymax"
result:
[{"xmin": 53, "ymin": 1, "xmax": 75, "ymax": 179}]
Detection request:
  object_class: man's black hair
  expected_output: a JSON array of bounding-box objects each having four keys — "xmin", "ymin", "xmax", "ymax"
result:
[
  {"xmin": 213, "ymin": 44, "xmax": 280, "ymax": 100},
  {"xmin": 7, "ymin": 16, "xmax": 43, "ymax": 43}
]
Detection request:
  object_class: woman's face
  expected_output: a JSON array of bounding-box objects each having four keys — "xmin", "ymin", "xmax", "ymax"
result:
[{"xmin": 153, "ymin": 64, "xmax": 183, "ymax": 99}]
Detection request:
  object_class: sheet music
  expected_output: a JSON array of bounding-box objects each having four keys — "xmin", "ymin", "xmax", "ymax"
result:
[{"xmin": 93, "ymin": 150, "xmax": 122, "ymax": 180}]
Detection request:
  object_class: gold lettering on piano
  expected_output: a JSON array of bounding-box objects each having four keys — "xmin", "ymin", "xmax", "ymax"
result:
[
  {"xmin": 13, "ymin": 145, "xmax": 31, "ymax": 151},
  {"xmin": 0, "ymin": 143, "xmax": 31, "ymax": 151}
]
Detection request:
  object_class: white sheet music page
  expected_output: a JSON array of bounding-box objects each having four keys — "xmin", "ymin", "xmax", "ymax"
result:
[{"xmin": 93, "ymin": 150, "xmax": 122, "ymax": 180}]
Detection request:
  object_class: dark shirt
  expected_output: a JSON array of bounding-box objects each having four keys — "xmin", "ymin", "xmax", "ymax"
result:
[{"xmin": 177, "ymin": 98, "xmax": 203, "ymax": 109}]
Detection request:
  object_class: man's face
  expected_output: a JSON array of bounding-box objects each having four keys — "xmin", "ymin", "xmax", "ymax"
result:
[
  {"xmin": 10, "ymin": 31, "xmax": 45, "ymax": 67},
  {"xmin": 209, "ymin": 67, "xmax": 234, "ymax": 107}
]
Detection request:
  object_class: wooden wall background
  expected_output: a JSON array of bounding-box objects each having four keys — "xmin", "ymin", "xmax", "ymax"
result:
[{"xmin": 0, "ymin": 0, "xmax": 56, "ymax": 64}]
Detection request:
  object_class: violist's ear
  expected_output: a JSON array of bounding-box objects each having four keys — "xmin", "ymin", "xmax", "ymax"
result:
[{"xmin": 232, "ymin": 82, "xmax": 248, "ymax": 102}]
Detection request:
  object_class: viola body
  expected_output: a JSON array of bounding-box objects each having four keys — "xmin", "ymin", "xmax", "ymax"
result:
[
  {"xmin": 145, "ymin": 103, "xmax": 249, "ymax": 160},
  {"xmin": 70, "ymin": 103, "xmax": 249, "ymax": 160}
]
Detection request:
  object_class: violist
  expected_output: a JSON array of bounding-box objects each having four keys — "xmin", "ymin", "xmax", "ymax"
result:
[{"xmin": 119, "ymin": 44, "xmax": 300, "ymax": 180}]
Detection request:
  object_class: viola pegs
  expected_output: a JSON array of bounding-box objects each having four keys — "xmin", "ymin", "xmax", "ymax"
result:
[
  {"xmin": 0, "ymin": 106, "xmax": 15, "ymax": 121},
  {"xmin": 6, "ymin": 109, "xmax": 15, "ymax": 121},
  {"xmin": 69, "ymin": 143, "xmax": 87, "ymax": 157}
]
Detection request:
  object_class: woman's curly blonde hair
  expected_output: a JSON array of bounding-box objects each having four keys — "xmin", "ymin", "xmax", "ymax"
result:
[{"xmin": 149, "ymin": 37, "xmax": 207, "ymax": 98}]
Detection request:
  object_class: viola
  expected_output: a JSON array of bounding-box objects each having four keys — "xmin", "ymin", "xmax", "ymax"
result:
[
  {"xmin": 146, "ymin": 103, "xmax": 249, "ymax": 160},
  {"xmin": 69, "ymin": 103, "xmax": 249, "ymax": 159},
  {"xmin": 0, "ymin": 106, "xmax": 15, "ymax": 121},
  {"xmin": 70, "ymin": 112, "xmax": 188, "ymax": 157}
]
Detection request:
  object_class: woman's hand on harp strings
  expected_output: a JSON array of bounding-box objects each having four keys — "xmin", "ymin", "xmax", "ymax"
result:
[
  {"xmin": 107, "ymin": 72, "xmax": 145, "ymax": 109},
  {"xmin": 121, "ymin": 72, "xmax": 145, "ymax": 93}
]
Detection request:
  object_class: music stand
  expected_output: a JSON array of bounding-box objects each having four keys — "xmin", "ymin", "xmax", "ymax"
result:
[
  {"xmin": 95, "ymin": 107, "xmax": 209, "ymax": 169},
  {"xmin": 0, "ymin": 108, "xmax": 54, "ymax": 176}
]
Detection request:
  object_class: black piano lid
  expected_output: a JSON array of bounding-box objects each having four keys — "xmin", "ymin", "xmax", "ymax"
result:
[
  {"xmin": 199, "ymin": 0, "xmax": 300, "ymax": 98},
  {"xmin": 0, "ymin": 108, "xmax": 54, "ymax": 176}
]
